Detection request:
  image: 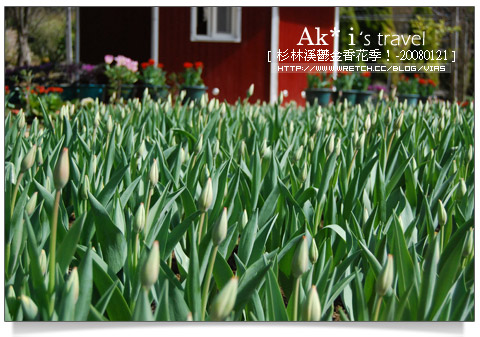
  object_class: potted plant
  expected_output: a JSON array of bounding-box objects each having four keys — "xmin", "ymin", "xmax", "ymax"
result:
[
  {"xmin": 417, "ymin": 75, "xmax": 436, "ymax": 103},
  {"xmin": 354, "ymin": 71, "xmax": 373, "ymax": 104},
  {"xmin": 335, "ymin": 71, "xmax": 357, "ymax": 104},
  {"xmin": 76, "ymin": 63, "xmax": 105, "ymax": 101},
  {"xmin": 139, "ymin": 59, "xmax": 169, "ymax": 100},
  {"xmin": 396, "ymin": 74, "xmax": 420, "ymax": 105},
  {"xmin": 104, "ymin": 54, "xmax": 139, "ymax": 101},
  {"xmin": 305, "ymin": 72, "xmax": 333, "ymax": 106},
  {"xmin": 181, "ymin": 61, "xmax": 207, "ymax": 103}
]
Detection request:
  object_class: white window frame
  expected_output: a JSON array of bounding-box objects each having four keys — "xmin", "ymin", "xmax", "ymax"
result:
[{"xmin": 190, "ymin": 7, "xmax": 242, "ymax": 43}]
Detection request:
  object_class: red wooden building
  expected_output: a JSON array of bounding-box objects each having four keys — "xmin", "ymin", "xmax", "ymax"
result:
[{"xmin": 80, "ymin": 7, "xmax": 337, "ymax": 104}]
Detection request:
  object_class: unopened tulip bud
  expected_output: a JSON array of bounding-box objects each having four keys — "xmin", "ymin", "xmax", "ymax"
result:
[
  {"xmin": 134, "ymin": 203, "xmax": 146, "ymax": 233},
  {"xmin": 149, "ymin": 159, "xmax": 159, "ymax": 186},
  {"xmin": 463, "ymin": 228, "xmax": 473, "ymax": 257},
  {"xmin": 212, "ymin": 207, "xmax": 228, "ymax": 246},
  {"xmin": 372, "ymin": 111, "xmax": 377, "ymax": 125},
  {"xmin": 213, "ymin": 139, "xmax": 220, "ymax": 157},
  {"xmin": 18, "ymin": 111, "xmax": 26, "ymax": 129},
  {"xmin": 80, "ymin": 175, "xmax": 90, "ymax": 200},
  {"xmin": 36, "ymin": 146, "xmax": 43, "ymax": 165},
  {"xmin": 292, "ymin": 236, "xmax": 310, "ymax": 278},
  {"xmin": 179, "ymin": 147, "xmax": 186, "ymax": 164},
  {"xmin": 356, "ymin": 132, "xmax": 365, "ymax": 150},
  {"xmin": 385, "ymin": 108, "xmax": 392, "ymax": 125},
  {"xmin": 437, "ymin": 200, "xmax": 447, "ymax": 226},
  {"xmin": 309, "ymin": 239, "xmax": 318, "ymax": 264},
  {"xmin": 467, "ymin": 145, "xmax": 473, "ymax": 162},
  {"xmin": 195, "ymin": 135, "xmax": 203, "ymax": 153},
  {"xmin": 315, "ymin": 115, "xmax": 323, "ymax": 132},
  {"xmin": 302, "ymin": 286, "xmax": 322, "ymax": 321},
  {"xmin": 327, "ymin": 134, "xmax": 335, "ymax": 155},
  {"xmin": 295, "ymin": 145, "xmax": 304, "ymax": 161},
  {"xmin": 456, "ymin": 178, "xmax": 467, "ymax": 200},
  {"xmin": 66, "ymin": 267, "xmax": 80, "ymax": 304},
  {"xmin": 309, "ymin": 136, "xmax": 315, "ymax": 152},
  {"xmin": 54, "ymin": 147, "xmax": 70, "ymax": 190},
  {"xmin": 241, "ymin": 209, "xmax": 248, "ymax": 232},
  {"xmin": 209, "ymin": 276, "xmax": 238, "ymax": 321},
  {"xmin": 289, "ymin": 121, "xmax": 294, "ymax": 135},
  {"xmin": 394, "ymin": 111, "xmax": 404, "ymax": 131},
  {"xmin": 21, "ymin": 144, "xmax": 37, "ymax": 173},
  {"xmin": 107, "ymin": 115, "xmax": 113, "ymax": 133},
  {"xmin": 94, "ymin": 111, "xmax": 100, "ymax": 127},
  {"xmin": 26, "ymin": 192, "xmax": 38, "ymax": 215},
  {"xmin": 198, "ymin": 178, "xmax": 213, "ymax": 212},
  {"xmin": 376, "ymin": 254, "xmax": 394, "ymax": 297},
  {"xmin": 335, "ymin": 138, "xmax": 342, "ymax": 156},
  {"xmin": 140, "ymin": 241, "xmax": 160, "ymax": 290},
  {"xmin": 301, "ymin": 163, "xmax": 308, "ymax": 181},
  {"xmin": 39, "ymin": 249, "xmax": 47, "ymax": 275},
  {"xmin": 247, "ymin": 83, "xmax": 255, "ymax": 97},
  {"xmin": 365, "ymin": 114, "xmax": 371, "ymax": 132},
  {"xmin": 363, "ymin": 207, "xmax": 369, "ymax": 224},
  {"xmin": 20, "ymin": 295, "xmax": 38, "ymax": 320}
]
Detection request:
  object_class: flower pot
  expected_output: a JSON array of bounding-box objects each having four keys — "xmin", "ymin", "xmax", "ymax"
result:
[
  {"xmin": 58, "ymin": 85, "xmax": 76, "ymax": 101},
  {"xmin": 419, "ymin": 96, "xmax": 429, "ymax": 104},
  {"xmin": 138, "ymin": 84, "xmax": 170, "ymax": 100},
  {"xmin": 341, "ymin": 89, "xmax": 358, "ymax": 104},
  {"xmin": 181, "ymin": 85, "xmax": 207, "ymax": 104},
  {"xmin": 305, "ymin": 88, "xmax": 332, "ymax": 106},
  {"xmin": 76, "ymin": 84, "xmax": 105, "ymax": 101},
  {"xmin": 355, "ymin": 90, "xmax": 374, "ymax": 104},
  {"xmin": 120, "ymin": 84, "xmax": 135, "ymax": 100},
  {"xmin": 398, "ymin": 94, "xmax": 420, "ymax": 106}
]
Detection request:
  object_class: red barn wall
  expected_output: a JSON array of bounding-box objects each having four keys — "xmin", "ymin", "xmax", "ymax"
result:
[
  {"xmin": 278, "ymin": 7, "xmax": 335, "ymax": 105},
  {"xmin": 158, "ymin": 7, "xmax": 271, "ymax": 103}
]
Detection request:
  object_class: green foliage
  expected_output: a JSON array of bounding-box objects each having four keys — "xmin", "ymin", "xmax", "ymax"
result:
[{"xmin": 4, "ymin": 90, "xmax": 474, "ymax": 321}]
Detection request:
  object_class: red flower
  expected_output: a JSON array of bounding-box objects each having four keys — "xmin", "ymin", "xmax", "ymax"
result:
[
  {"xmin": 184, "ymin": 62, "xmax": 193, "ymax": 68},
  {"xmin": 461, "ymin": 101, "xmax": 469, "ymax": 107},
  {"xmin": 36, "ymin": 85, "xmax": 46, "ymax": 94},
  {"xmin": 428, "ymin": 79, "xmax": 436, "ymax": 87},
  {"xmin": 148, "ymin": 58, "xmax": 155, "ymax": 66},
  {"xmin": 157, "ymin": 62, "xmax": 164, "ymax": 68},
  {"xmin": 141, "ymin": 62, "xmax": 149, "ymax": 69},
  {"xmin": 361, "ymin": 71, "xmax": 371, "ymax": 78},
  {"xmin": 418, "ymin": 78, "xmax": 427, "ymax": 85},
  {"xmin": 195, "ymin": 61, "xmax": 204, "ymax": 68},
  {"xmin": 414, "ymin": 74, "xmax": 420, "ymax": 79},
  {"xmin": 5, "ymin": 85, "xmax": 9, "ymax": 94}
]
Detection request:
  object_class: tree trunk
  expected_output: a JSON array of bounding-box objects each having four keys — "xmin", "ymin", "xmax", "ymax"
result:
[
  {"xmin": 17, "ymin": 32, "xmax": 31, "ymax": 66},
  {"xmin": 15, "ymin": 7, "xmax": 32, "ymax": 66}
]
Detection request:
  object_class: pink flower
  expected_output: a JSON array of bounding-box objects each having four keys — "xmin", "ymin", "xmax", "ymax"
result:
[
  {"xmin": 115, "ymin": 55, "xmax": 128, "ymax": 67},
  {"xmin": 104, "ymin": 54, "xmax": 114, "ymax": 64}
]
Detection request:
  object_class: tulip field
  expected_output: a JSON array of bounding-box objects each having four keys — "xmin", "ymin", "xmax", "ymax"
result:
[{"xmin": 4, "ymin": 91, "xmax": 474, "ymax": 321}]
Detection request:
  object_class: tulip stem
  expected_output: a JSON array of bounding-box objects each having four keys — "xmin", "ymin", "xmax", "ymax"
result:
[
  {"xmin": 201, "ymin": 245, "xmax": 218, "ymax": 321},
  {"xmin": 346, "ymin": 150, "xmax": 358, "ymax": 182},
  {"xmin": 11, "ymin": 172, "xmax": 24, "ymax": 218},
  {"xmin": 145, "ymin": 188, "xmax": 153, "ymax": 236},
  {"xmin": 48, "ymin": 189, "xmax": 61, "ymax": 316},
  {"xmin": 292, "ymin": 277, "xmax": 301, "ymax": 321},
  {"xmin": 198, "ymin": 212, "xmax": 206, "ymax": 245},
  {"xmin": 386, "ymin": 132, "xmax": 395, "ymax": 161},
  {"xmin": 373, "ymin": 296, "xmax": 383, "ymax": 321},
  {"xmin": 133, "ymin": 233, "xmax": 139, "ymax": 272}
]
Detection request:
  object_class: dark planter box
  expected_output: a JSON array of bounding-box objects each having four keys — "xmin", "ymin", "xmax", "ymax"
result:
[
  {"xmin": 182, "ymin": 85, "xmax": 208, "ymax": 104},
  {"xmin": 398, "ymin": 94, "xmax": 420, "ymax": 106},
  {"xmin": 305, "ymin": 88, "xmax": 332, "ymax": 106}
]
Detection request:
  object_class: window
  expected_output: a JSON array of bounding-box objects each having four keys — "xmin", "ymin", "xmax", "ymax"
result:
[{"xmin": 191, "ymin": 7, "xmax": 242, "ymax": 43}]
